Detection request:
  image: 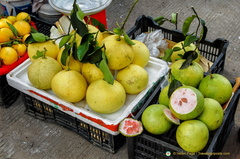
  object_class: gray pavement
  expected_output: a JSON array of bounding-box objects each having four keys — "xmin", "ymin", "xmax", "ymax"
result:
[{"xmin": 0, "ymin": 0, "xmax": 240, "ymax": 159}]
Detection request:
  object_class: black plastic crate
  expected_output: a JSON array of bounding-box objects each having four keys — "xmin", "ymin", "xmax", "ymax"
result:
[
  {"xmin": 0, "ymin": 75, "xmax": 19, "ymax": 108},
  {"xmin": 30, "ymin": 14, "xmax": 53, "ymax": 36},
  {"xmin": 127, "ymin": 80, "xmax": 240, "ymax": 159},
  {"xmin": 21, "ymin": 93, "xmax": 125, "ymax": 154},
  {"xmin": 127, "ymin": 15, "xmax": 229, "ymax": 74}
]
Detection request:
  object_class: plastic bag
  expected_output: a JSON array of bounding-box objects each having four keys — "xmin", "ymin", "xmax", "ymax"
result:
[{"xmin": 135, "ymin": 29, "xmax": 168, "ymax": 57}]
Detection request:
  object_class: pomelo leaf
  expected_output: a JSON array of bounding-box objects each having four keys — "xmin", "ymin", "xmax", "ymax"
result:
[
  {"xmin": 59, "ymin": 34, "xmax": 72, "ymax": 48},
  {"xmin": 7, "ymin": 22, "xmax": 18, "ymax": 37},
  {"xmin": 161, "ymin": 48, "xmax": 173, "ymax": 62},
  {"xmin": 61, "ymin": 45, "xmax": 71, "ymax": 66},
  {"xmin": 70, "ymin": 1, "xmax": 88, "ymax": 37},
  {"xmin": 172, "ymin": 47, "xmax": 182, "ymax": 52},
  {"xmin": 98, "ymin": 54, "xmax": 114, "ymax": 85},
  {"xmin": 76, "ymin": 33, "xmax": 94, "ymax": 61},
  {"xmin": 168, "ymin": 79, "xmax": 182, "ymax": 98},
  {"xmin": 87, "ymin": 46, "xmax": 103, "ymax": 64},
  {"xmin": 91, "ymin": 18, "xmax": 106, "ymax": 32},
  {"xmin": 32, "ymin": 33, "xmax": 49, "ymax": 43},
  {"xmin": 123, "ymin": 31, "xmax": 135, "ymax": 45},
  {"xmin": 182, "ymin": 15, "xmax": 196, "ymax": 36},
  {"xmin": 171, "ymin": 12, "xmax": 178, "ymax": 25},
  {"xmin": 183, "ymin": 35, "xmax": 198, "ymax": 47}
]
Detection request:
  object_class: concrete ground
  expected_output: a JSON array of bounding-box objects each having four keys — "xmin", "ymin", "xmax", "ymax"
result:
[{"xmin": 1, "ymin": 0, "xmax": 240, "ymax": 159}]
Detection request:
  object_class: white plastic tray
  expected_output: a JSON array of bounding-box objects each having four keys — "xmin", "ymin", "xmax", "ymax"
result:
[{"xmin": 7, "ymin": 57, "xmax": 169, "ymax": 135}]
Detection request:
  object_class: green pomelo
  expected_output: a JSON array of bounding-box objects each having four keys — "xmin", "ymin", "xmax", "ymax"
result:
[
  {"xmin": 27, "ymin": 56, "xmax": 62, "ymax": 90},
  {"xmin": 197, "ymin": 98, "xmax": 224, "ymax": 131},
  {"xmin": 158, "ymin": 85, "xmax": 170, "ymax": 107},
  {"xmin": 170, "ymin": 59, "xmax": 204, "ymax": 88},
  {"xmin": 116, "ymin": 64, "xmax": 148, "ymax": 94},
  {"xmin": 118, "ymin": 118, "xmax": 143, "ymax": 137},
  {"xmin": 141, "ymin": 104, "xmax": 172, "ymax": 135},
  {"xmin": 176, "ymin": 120, "xmax": 209, "ymax": 152},
  {"xmin": 163, "ymin": 108, "xmax": 180, "ymax": 125},
  {"xmin": 169, "ymin": 86, "xmax": 204, "ymax": 120},
  {"xmin": 198, "ymin": 74, "xmax": 232, "ymax": 104},
  {"xmin": 86, "ymin": 80, "xmax": 126, "ymax": 114},
  {"xmin": 171, "ymin": 41, "xmax": 201, "ymax": 63}
]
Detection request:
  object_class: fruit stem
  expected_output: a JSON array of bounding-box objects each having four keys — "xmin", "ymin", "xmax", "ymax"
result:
[{"xmin": 120, "ymin": 0, "xmax": 139, "ymax": 31}]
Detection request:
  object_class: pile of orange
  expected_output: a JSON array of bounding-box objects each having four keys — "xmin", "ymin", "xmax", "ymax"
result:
[{"xmin": 0, "ymin": 12, "xmax": 31, "ymax": 66}]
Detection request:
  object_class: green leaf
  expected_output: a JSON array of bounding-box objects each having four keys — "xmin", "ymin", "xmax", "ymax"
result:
[
  {"xmin": 113, "ymin": 28, "xmax": 122, "ymax": 35},
  {"xmin": 98, "ymin": 54, "xmax": 114, "ymax": 85},
  {"xmin": 59, "ymin": 34, "xmax": 72, "ymax": 48},
  {"xmin": 172, "ymin": 46, "xmax": 182, "ymax": 52},
  {"xmin": 87, "ymin": 46, "xmax": 103, "ymax": 64},
  {"xmin": 183, "ymin": 35, "xmax": 198, "ymax": 47},
  {"xmin": 30, "ymin": 26, "xmax": 38, "ymax": 33},
  {"xmin": 76, "ymin": 33, "xmax": 94, "ymax": 61},
  {"xmin": 199, "ymin": 23, "xmax": 208, "ymax": 42},
  {"xmin": 123, "ymin": 31, "xmax": 135, "ymax": 45},
  {"xmin": 70, "ymin": 2, "xmax": 88, "ymax": 37},
  {"xmin": 182, "ymin": 15, "xmax": 196, "ymax": 35},
  {"xmin": 91, "ymin": 18, "xmax": 106, "ymax": 32},
  {"xmin": 161, "ymin": 48, "xmax": 173, "ymax": 62},
  {"xmin": 32, "ymin": 50, "xmax": 45, "ymax": 59},
  {"xmin": 32, "ymin": 33, "xmax": 49, "ymax": 42},
  {"xmin": 171, "ymin": 13, "xmax": 178, "ymax": 25},
  {"xmin": 61, "ymin": 45, "xmax": 71, "ymax": 66},
  {"xmin": 180, "ymin": 52, "xmax": 198, "ymax": 69},
  {"xmin": 168, "ymin": 79, "xmax": 182, "ymax": 98},
  {"xmin": 7, "ymin": 22, "xmax": 18, "ymax": 37}
]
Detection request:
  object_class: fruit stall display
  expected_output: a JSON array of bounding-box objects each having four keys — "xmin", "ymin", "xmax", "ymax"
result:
[
  {"xmin": 125, "ymin": 15, "xmax": 239, "ymax": 159},
  {"xmin": 6, "ymin": 2, "xmax": 169, "ymax": 153},
  {"xmin": 0, "ymin": 12, "xmax": 38, "ymax": 107}
]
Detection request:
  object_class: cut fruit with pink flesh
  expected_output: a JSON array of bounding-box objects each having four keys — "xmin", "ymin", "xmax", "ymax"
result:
[
  {"xmin": 163, "ymin": 108, "xmax": 180, "ymax": 125},
  {"xmin": 118, "ymin": 118, "xmax": 143, "ymax": 137},
  {"xmin": 169, "ymin": 86, "xmax": 204, "ymax": 120}
]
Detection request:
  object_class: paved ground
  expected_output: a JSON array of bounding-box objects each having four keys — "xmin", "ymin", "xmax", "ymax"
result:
[{"xmin": 1, "ymin": 0, "xmax": 240, "ymax": 159}]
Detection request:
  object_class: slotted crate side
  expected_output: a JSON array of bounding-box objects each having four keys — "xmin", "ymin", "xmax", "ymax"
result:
[
  {"xmin": 21, "ymin": 93, "xmax": 125, "ymax": 154},
  {"xmin": 127, "ymin": 15, "xmax": 229, "ymax": 74},
  {"xmin": 0, "ymin": 75, "xmax": 19, "ymax": 108},
  {"xmin": 127, "ymin": 82, "xmax": 240, "ymax": 159}
]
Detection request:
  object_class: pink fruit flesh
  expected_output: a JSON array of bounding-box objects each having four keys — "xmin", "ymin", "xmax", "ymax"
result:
[
  {"xmin": 171, "ymin": 88, "xmax": 197, "ymax": 114},
  {"xmin": 121, "ymin": 119, "xmax": 143, "ymax": 135}
]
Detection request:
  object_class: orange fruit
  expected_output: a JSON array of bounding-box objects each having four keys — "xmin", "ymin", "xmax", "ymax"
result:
[
  {"xmin": 22, "ymin": 33, "xmax": 30, "ymax": 42},
  {"xmin": 0, "ymin": 18, "xmax": 12, "ymax": 28},
  {"xmin": 12, "ymin": 43, "xmax": 27, "ymax": 56},
  {"xmin": 16, "ymin": 12, "xmax": 31, "ymax": 22},
  {"xmin": 13, "ymin": 20, "xmax": 31, "ymax": 36},
  {"xmin": 0, "ymin": 28, "xmax": 14, "ymax": 43},
  {"xmin": 7, "ymin": 16, "xmax": 16, "ymax": 24},
  {"xmin": 0, "ymin": 47, "xmax": 18, "ymax": 65}
]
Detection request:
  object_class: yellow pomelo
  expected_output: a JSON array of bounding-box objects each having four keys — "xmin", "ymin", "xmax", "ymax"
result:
[
  {"xmin": 86, "ymin": 79, "xmax": 126, "ymax": 114},
  {"xmin": 57, "ymin": 48, "xmax": 83, "ymax": 72},
  {"xmin": 87, "ymin": 24, "xmax": 103, "ymax": 44},
  {"xmin": 51, "ymin": 70, "xmax": 88, "ymax": 103},
  {"xmin": 28, "ymin": 40, "xmax": 59, "ymax": 61},
  {"xmin": 101, "ymin": 35, "xmax": 134, "ymax": 70},
  {"xmin": 116, "ymin": 64, "xmax": 148, "ymax": 94},
  {"xmin": 171, "ymin": 41, "xmax": 200, "ymax": 63},
  {"xmin": 131, "ymin": 40, "xmax": 150, "ymax": 67},
  {"xmin": 27, "ymin": 56, "xmax": 62, "ymax": 90},
  {"xmin": 81, "ymin": 63, "xmax": 104, "ymax": 84}
]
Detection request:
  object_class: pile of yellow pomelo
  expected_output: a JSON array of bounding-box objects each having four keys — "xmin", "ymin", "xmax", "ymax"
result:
[
  {"xmin": 0, "ymin": 12, "xmax": 32, "ymax": 66},
  {"xmin": 27, "ymin": 21, "xmax": 151, "ymax": 114}
]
